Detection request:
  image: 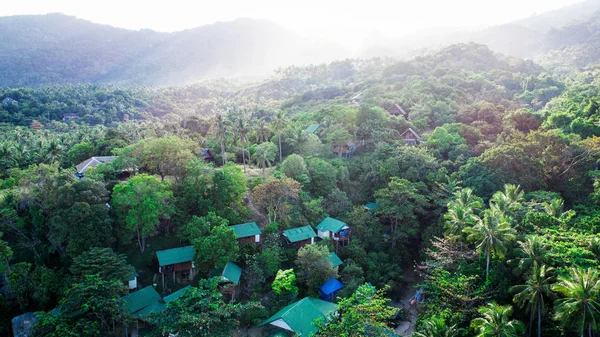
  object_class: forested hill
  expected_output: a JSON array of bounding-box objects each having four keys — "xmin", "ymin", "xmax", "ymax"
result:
[{"xmin": 0, "ymin": 14, "xmax": 347, "ymax": 87}]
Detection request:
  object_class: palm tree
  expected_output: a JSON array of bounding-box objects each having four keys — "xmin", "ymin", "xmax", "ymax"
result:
[
  {"xmin": 253, "ymin": 118, "xmax": 271, "ymax": 143},
  {"xmin": 490, "ymin": 184, "xmax": 524, "ymax": 216},
  {"xmin": 552, "ymin": 267, "xmax": 600, "ymax": 337},
  {"xmin": 512, "ymin": 236, "xmax": 548, "ymax": 275},
  {"xmin": 214, "ymin": 114, "xmax": 231, "ymax": 165},
  {"xmin": 414, "ymin": 315, "xmax": 460, "ymax": 337},
  {"xmin": 44, "ymin": 139, "xmax": 62, "ymax": 164},
  {"xmin": 252, "ymin": 142, "xmax": 277, "ymax": 179},
  {"xmin": 273, "ymin": 111, "xmax": 287, "ymax": 162},
  {"xmin": 234, "ymin": 117, "xmax": 251, "ymax": 172},
  {"xmin": 510, "ymin": 264, "xmax": 554, "ymax": 337},
  {"xmin": 465, "ymin": 209, "xmax": 517, "ymax": 278},
  {"xmin": 471, "ymin": 302, "xmax": 525, "ymax": 337},
  {"xmin": 286, "ymin": 126, "xmax": 309, "ymax": 154},
  {"xmin": 451, "ymin": 187, "xmax": 483, "ymax": 211},
  {"xmin": 444, "ymin": 204, "xmax": 476, "ymax": 243}
]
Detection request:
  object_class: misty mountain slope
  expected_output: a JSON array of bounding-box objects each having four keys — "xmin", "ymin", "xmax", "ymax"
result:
[{"xmin": 0, "ymin": 14, "xmax": 347, "ymax": 87}]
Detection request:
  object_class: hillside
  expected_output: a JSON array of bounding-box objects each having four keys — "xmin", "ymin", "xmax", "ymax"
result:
[{"xmin": 0, "ymin": 14, "xmax": 347, "ymax": 87}]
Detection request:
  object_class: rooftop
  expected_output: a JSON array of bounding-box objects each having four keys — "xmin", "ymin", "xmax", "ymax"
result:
[
  {"xmin": 163, "ymin": 285, "xmax": 191, "ymax": 303},
  {"xmin": 221, "ymin": 262, "xmax": 242, "ymax": 285},
  {"xmin": 328, "ymin": 252, "xmax": 343, "ymax": 267},
  {"xmin": 365, "ymin": 202, "xmax": 377, "ymax": 212},
  {"xmin": 156, "ymin": 246, "xmax": 195, "ymax": 267},
  {"xmin": 122, "ymin": 286, "xmax": 162, "ymax": 314},
  {"xmin": 320, "ymin": 278, "xmax": 343, "ymax": 296},
  {"xmin": 283, "ymin": 226, "xmax": 316, "ymax": 243},
  {"xmin": 75, "ymin": 156, "xmax": 117, "ymax": 174},
  {"xmin": 316, "ymin": 217, "xmax": 348, "ymax": 234},
  {"xmin": 231, "ymin": 222, "xmax": 261, "ymax": 239},
  {"xmin": 260, "ymin": 297, "xmax": 337, "ymax": 336},
  {"xmin": 305, "ymin": 124, "xmax": 320, "ymax": 134}
]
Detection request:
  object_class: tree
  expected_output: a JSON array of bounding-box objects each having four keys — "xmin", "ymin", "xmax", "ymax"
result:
[
  {"xmin": 252, "ymin": 176, "xmax": 301, "ymax": 224},
  {"xmin": 510, "ymin": 264, "xmax": 554, "ymax": 337},
  {"xmin": 131, "ymin": 136, "xmax": 196, "ymax": 181},
  {"xmin": 471, "ymin": 303, "xmax": 525, "ymax": 337},
  {"xmin": 552, "ymin": 267, "xmax": 600, "ymax": 337},
  {"xmin": 464, "ymin": 209, "xmax": 517, "ymax": 278},
  {"xmin": 112, "ymin": 174, "xmax": 174, "ymax": 252},
  {"xmin": 209, "ymin": 163, "xmax": 248, "ymax": 222},
  {"xmin": 414, "ymin": 315, "xmax": 460, "ymax": 337},
  {"xmin": 67, "ymin": 142, "xmax": 94, "ymax": 166},
  {"xmin": 307, "ymin": 158, "xmax": 338, "ymax": 197},
  {"xmin": 0, "ymin": 232, "xmax": 13, "ymax": 271},
  {"xmin": 315, "ymin": 284, "xmax": 397, "ymax": 337},
  {"xmin": 214, "ymin": 114, "xmax": 231, "ymax": 165},
  {"xmin": 512, "ymin": 236, "xmax": 548, "ymax": 275},
  {"xmin": 295, "ymin": 244, "xmax": 338, "ymax": 294},
  {"xmin": 287, "ymin": 126, "xmax": 310, "ymax": 154},
  {"xmin": 234, "ymin": 117, "xmax": 251, "ymax": 172},
  {"xmin": 272, "ymin": 269, "xmax": 299, "ymax": 296},
  {"xmin": 70, "ymin": 248, "xmax": 133, "ymax": 283},
  {"xmin": 147, "ymin": 278, "xmax": 262, "ymax": 337},
  {"xmin": 192, "ymin": 222, "xmax": 239, "ymax": 275},
  {"xmin": 252, "ymin": 142, "xmax": 277, "ymax": 179},
  {"xmin": 280, "ymin": 154, "xmax": 309, "ymax": 183},
  {"xmin": 32, "ymin": 274, "xmax": 128, "ymax": 337},
  {"xmin": 444, "ymin": 204, "xmax": 476, "ymax": 243},
  {"xmin": 274, "ymin": 111, "xmax": 287, "ymax": 162},
  {"xmin": 490, "ymin": 184, "xmax": 524, "ymax": 217}
]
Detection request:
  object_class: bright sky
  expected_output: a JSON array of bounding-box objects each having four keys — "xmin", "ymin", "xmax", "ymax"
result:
[{"xmin": 0, "ymin": 0, "xmax": 586, "ymax": 48}]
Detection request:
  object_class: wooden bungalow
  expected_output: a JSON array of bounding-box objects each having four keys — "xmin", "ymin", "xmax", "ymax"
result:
[
  {"xmin": 388, "ymin": 104, "xmax": 408, "ymax": 118},
  {"xmin": 213, "ymin": 262, "xmax": 242, "ymax": 302},
  {"xmin": 156, "ymin": 246, "xmax": 196, "ymax": 291},
  {"xmin": 230, "ymin": 222, "xmax": 262, "ymax": 245},
  {"xmin": 260, "ymin": 297, "xmax": 337, "ymax": 336},
  {"xmin": 401, "ymin": 128, "xmax": 421, "ymax": 146},
  {"xmin": 328, "ymin": 252, "xmax": 343, "ymax": 268},
  {"xmin": 316, "ymin": 217, "xmax": 351, "ymax": 243},
  {"xmin": 283, "ymin": 226, "xmax": 317, "ymax": 248},
  {"xmin": 332, "ymin": 141, "xmax": 357, "ymax": 158},
  {"xmin": 75, "ymin": 156, "xmax": 117, "ymax": 177}
]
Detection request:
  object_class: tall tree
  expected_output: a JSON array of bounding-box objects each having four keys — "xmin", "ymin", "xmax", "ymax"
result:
[
  {"xmin": 70, "ymin": 248, "xmax": 133, "ymax": 283},
  {"xmin": 552, "ymin": 267, "xmax": 600, "ymax": 337},
  {"xmin": 112, "ymin": 174, "xmax": 174, "ymax": 252},
  {"xmin": 510, "ymin": 264, "xmax": 554, "ymax": 337},
  {"xmin": 295, "ymin": 244, "xmax": 338, "ymax": 294},
  {"xmin": 214, "ymin": 114, "xmax": 231, "ymax": 165},
  {"xmin": 252, "ymin": 142, "xmax": 277, "ymax": 179},
  {"xmin": 273, "ymin": 111, "xmax": 287, "ymax": 162},
  {"xmin": 286, "ymin": 126, "xmax": 309, "ymax": 154},
  {"xmin": 191, "ymin": 221, "xmax": 239, "ymax": 276},
  {"xmin": 471, "ymin": 303, "xmax": 525, "ymax": 337},
  {"xmin": 234, "ymin": 117, "xmax": 251, "ymax": 172},
  {"xmin": 414, "ymin": 315, "xmax": 460, "ymax": 337},
  {"xmin": 512, "ymin": 236, "xmax": 548, "ymax": 275},
  {"xmin": 252, "ymin": 176, "xmax": 301, "ymax": 224}
]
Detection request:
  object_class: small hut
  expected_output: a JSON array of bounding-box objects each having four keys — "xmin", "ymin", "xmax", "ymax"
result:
[
  {"xmin": 283, "ymin": 226, "xmax": 317, "ymax": 248},
  {"xmin": 156, "ymin": 246, "xmax": 196, "ymax": 291},
  {"xmin": 230, "ymin": 222, "xmax": 262, "ymax": 245},
  {"xmin": 388, "ymin": 104, "xmax": 408, "ymax": 117},
  {"xmin": 401, "ymin": 128, "xmax": 421, "ymax": 146},
  {"xmin": 316, "ymin": 217, "xmax": 351, "ymax": 243},
  {"xmin": 320, "ymin": 278, "xmax": 343, "ymax": 302},
  {"xmin": 332, "ymin": 141, "xmax": 357, "ymax": 158}
]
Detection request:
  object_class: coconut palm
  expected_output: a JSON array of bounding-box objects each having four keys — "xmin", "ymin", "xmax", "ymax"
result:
[
  {"xmin": 512, "ymin": 236, "xmax": 548, "ymax": 275},
  {"xmin": 444, "ymin": 204, "xmax": 476, "ymax": 243},
  {"xmin": 451, "ymin": 187, "xmax": 483, "ymax": 212},
  {"xmin": 234, "ymin": 117, "xmax": 251, "ymax": 172},
  {"xmin": 465, "ymin": 209, "xmax": 517, "ymax": 278},
  {"xmin": 471, "ymin": 302, "xmax": 525, "ymax": 337},
  {"xmin": 552, "ymin": 267, "xmax": 600, "ymax": 337},
  {"xmin": 252, "ymin": 142, "xmax": 277, "ymax": 179},
  {"xmin": 510, "ymin": 264, "xmax": 554, "ymax": 337},
  {"xmin": 253, "ymin": 118, "xmax": 271, "ymax": 143},
  {"xmin": 44, "ymin": 139, "xmax": 62, "ymax": 164},
  {"xmin": 213, "ymin": 114, "xmax": 231, "ymax": 165},
  {"xmin": 273, "ymin": 111, "xmax": 287, "ymax": 162},
  {"xmin": 286, "ymin": 126, "xmax": 309, "ymax": 154},
  {"xmin": 414, "ymin": 315, "xmax": 460, "ymax": 337},
  {"xmin": 490, "ymin": 184, "xmax": 524, "ymax": 216}
]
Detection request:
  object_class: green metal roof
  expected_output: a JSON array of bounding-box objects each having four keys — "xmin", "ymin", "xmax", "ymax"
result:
[
  {"xmin": 267, "ymin": 332, "xmax": 291, "ymax": 337},
  {"xmin": 328, "ymin": 252, "xmax": 343, "ymax": 267},
  {"xmin": 134, "ymin": 301, "xmax": 165, "ymax": 320},
  {"xmin": 222, "ymin": 262, "xmax": 242, "ymax": 285},
  {"xmin": 156, "ymin": 246, "xmax": 195, "ymax": 266},
  {"xmin": 164, "ymin": 285, "xmax": 191, "ymax": 303},
  {"xmin": 365, "ymin": 202, "xmax": 377, "ymax": 212},
  {"xmin": 122, "ymin": 286, "xmax": 162, "ymax": 314},
  {"xmin": 231, "ymin": 222, "xmax": 261, "ymax": 239},
  {"xmin": 260, "ymin": 297, "xmax": 337, "ymax": 336},
  {"xmin": 305, "ymin": 124, "xmax": 320, "ymax": 134},
  {"xmin": 283, "ymin": 226, "xmax": 316, "ymax": 243},
  {"xmin": 128, "ymin": 264, "xmax": 138, "ymax": 281},
  {"xmin": 316, "ymin": 217, "xmax": 347, "ymax": 233}
]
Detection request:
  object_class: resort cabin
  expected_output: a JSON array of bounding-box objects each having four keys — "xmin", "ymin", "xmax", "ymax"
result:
[
  {"xmin": 388, "ymin": 104, "xmax": 408, "ymax": 118},
  {"xmin": 283, "ymin": 226, "xmax": 317, "ymax": 248},
  {"xmin": 305, "ymin": 124, "xmax": 321, "ymax": 134},
  {"xmin": 364, "ymin": 202, "xmax": 377, "ymax": 214},
  {"xmin": 316, "ymin": 217, "xmax": 350, "ymax": 242},
  {"xmin": 332, "ymin": 141, "xmax": 357, "ymax": 158},
  {"xmin": 62, "ymin": 113, "xmax": 79, "ymax": 121},
  {"xmin": 156, "ymin": 246, "xmax": 196, "ymax": 290},
  {"xmin": 231, "ymin": 222, "xmax": 261, "ymax": 245},
  {"xmin": 328, "ymin": 252, "xmax": 343, "ymax": 268},
  {"xmin": 2, "ymin": 97, "xmax": 18, "ymax": 106},
  {"xmin": 213, "ymin": 262, "xmax": 242, "ymax": 301},
  {"xmin": 320, "ymin": 278, "xmax": 344, "ymax": 302},
  {"xmin": 75, "ymin": 156, "xmax": 117, "ymax": 177},
  {"xmin": 128, "ymin": 265, "xmax": 138, "ymax": 289},
  {"xmin": 260, "ymin": 297, "xmax": 337, "ymax": 336},
  {"xmin": 401, "ymin": 128, "xmax": 421, "ymax": 146}
]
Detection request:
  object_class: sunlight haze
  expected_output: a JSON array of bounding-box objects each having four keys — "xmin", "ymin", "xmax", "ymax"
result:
[{"xmin": 0, "ymin": 0, "xmax": 587, "ymax": 48}]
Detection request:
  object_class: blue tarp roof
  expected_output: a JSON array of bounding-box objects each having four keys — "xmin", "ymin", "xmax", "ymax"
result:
[{"xmin": 320, "ymin": 278, "xmax": 343, "ymax": 295}]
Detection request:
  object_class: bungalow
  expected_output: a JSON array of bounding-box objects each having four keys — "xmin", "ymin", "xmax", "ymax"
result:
[
  {"xmin": 316, "ymin": 217, "xmax": 350, "ymax": 242},
  {"xmin": 283, "ymin": 226, "xmax": 317, "ymax": 248},
  {"xmin": 305, "ymin": 124, "xmax": 321, "ymax": 134},
  {"xmin": 351, "ymin": 91, "xmax": 364, "ymax": 105},
  {"xmin": 231, "ymin": 222, "xmax": 261, "ymax": 244},
  {"xmin": 328, "ymin": 252, "xmax": 343, "ymax": 268},
  {"xmin": 2, "ymin": 97, "xmax": 18, "ymax": 106},
  {"xmin": 388, "ymin": 104, "xmax": 408, "ymax": 118},
  {"xmin": 320, "ymin": 278, "xmax": 343, "ymax": 302},
  {"xmin": 75, "ymin": 156, "xmax": 117, "ymax": 177},
  {"xmin": 365, "ymin": 202, "xmax": 377, "ymax": 214},
  {"xmin": 62, "ymin": 113, "xmax": 79, "ymax": 121},
  {"xmin": 260, "ymin": 297, "xmax": 337, "ymax": 336},
  {"xmin": 213, "ymin": 262, "xmax": 242, "ymax": 301},
  {"xmin": 156, "ymin": 246, "xmax": 196, "ymax": 291},
  {"xmin": 332, "ymin": 141, "xmax": 357, "ymax": 158},
  {"xmin": 123, "ymin": 285, "xmax": 190, "ymax": 334},
  {"xmin": 401, "ymin": 128, "xmax": 421, "ymax": 146},
  {"xmin": 128, "ymin": 265, "xmax": 138, "ymax": 289}
]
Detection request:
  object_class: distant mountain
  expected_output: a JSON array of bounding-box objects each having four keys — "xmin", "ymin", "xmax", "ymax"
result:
[{"xmin": 0, "ymin": 14, "xmax": 348, "ymax": 87}]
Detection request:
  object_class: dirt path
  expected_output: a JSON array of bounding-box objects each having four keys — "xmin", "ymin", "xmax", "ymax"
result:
[
  {"xmin": 393, "ymin": 267, "xmax": 422, "ymax": 337},
  {"xmin": 245, "ymin": 191, "xmax": 268, "ymax": 226}
]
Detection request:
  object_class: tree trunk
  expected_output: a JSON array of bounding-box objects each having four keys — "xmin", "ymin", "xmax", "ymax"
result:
[
  {"xmin": 486, "ymin": 249, "xmax": 490, "ymax": 278},
  {"xmin": 278, "ymin": 130, "xmax": 283, "ymax": 162},
  {"xmin": 537, "ymin": 306, "xmax": 541, "ymax": 337},
  {"xmin": 137, "ymin": 227, "xmax": 144, "ymax": 253},
  {"xmin": 241, "ymin": 137, "xmax": 246, "ymax": 173}
]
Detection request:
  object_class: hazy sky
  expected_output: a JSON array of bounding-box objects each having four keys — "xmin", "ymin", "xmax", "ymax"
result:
[{"xmin": 0, "ymin": 0, "xmax": 586, "ymax": 47}]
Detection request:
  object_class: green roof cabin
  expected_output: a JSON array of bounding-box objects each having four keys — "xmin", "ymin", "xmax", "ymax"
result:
[
  {"xmin": 316, "ymin": 217, "xmax": 351, "ymax": 242},
  {"xmin": 260, "ymin": 297, "xmax": 337, "ymax": 336},
  {"xmin": 214, "ymin": 262, "xmax": 242, "ymax": 301},
  {"xmin": 156, "ymin": 246, "xmax": 196, "ymax": 288},
  {"xmin": 230, "ymin": 222, "xmax": 262, "ymax": 244},
  {"xmin": 328, "ymin": 252, "xmax": 343, "ymax": 267},
  {"xmin": 283, "ymin": 226, "xmax": 317, "ymax": 248},
  {"xmin": 305, "ymin": 124, "xmax": 321, "ymax": 134}
]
